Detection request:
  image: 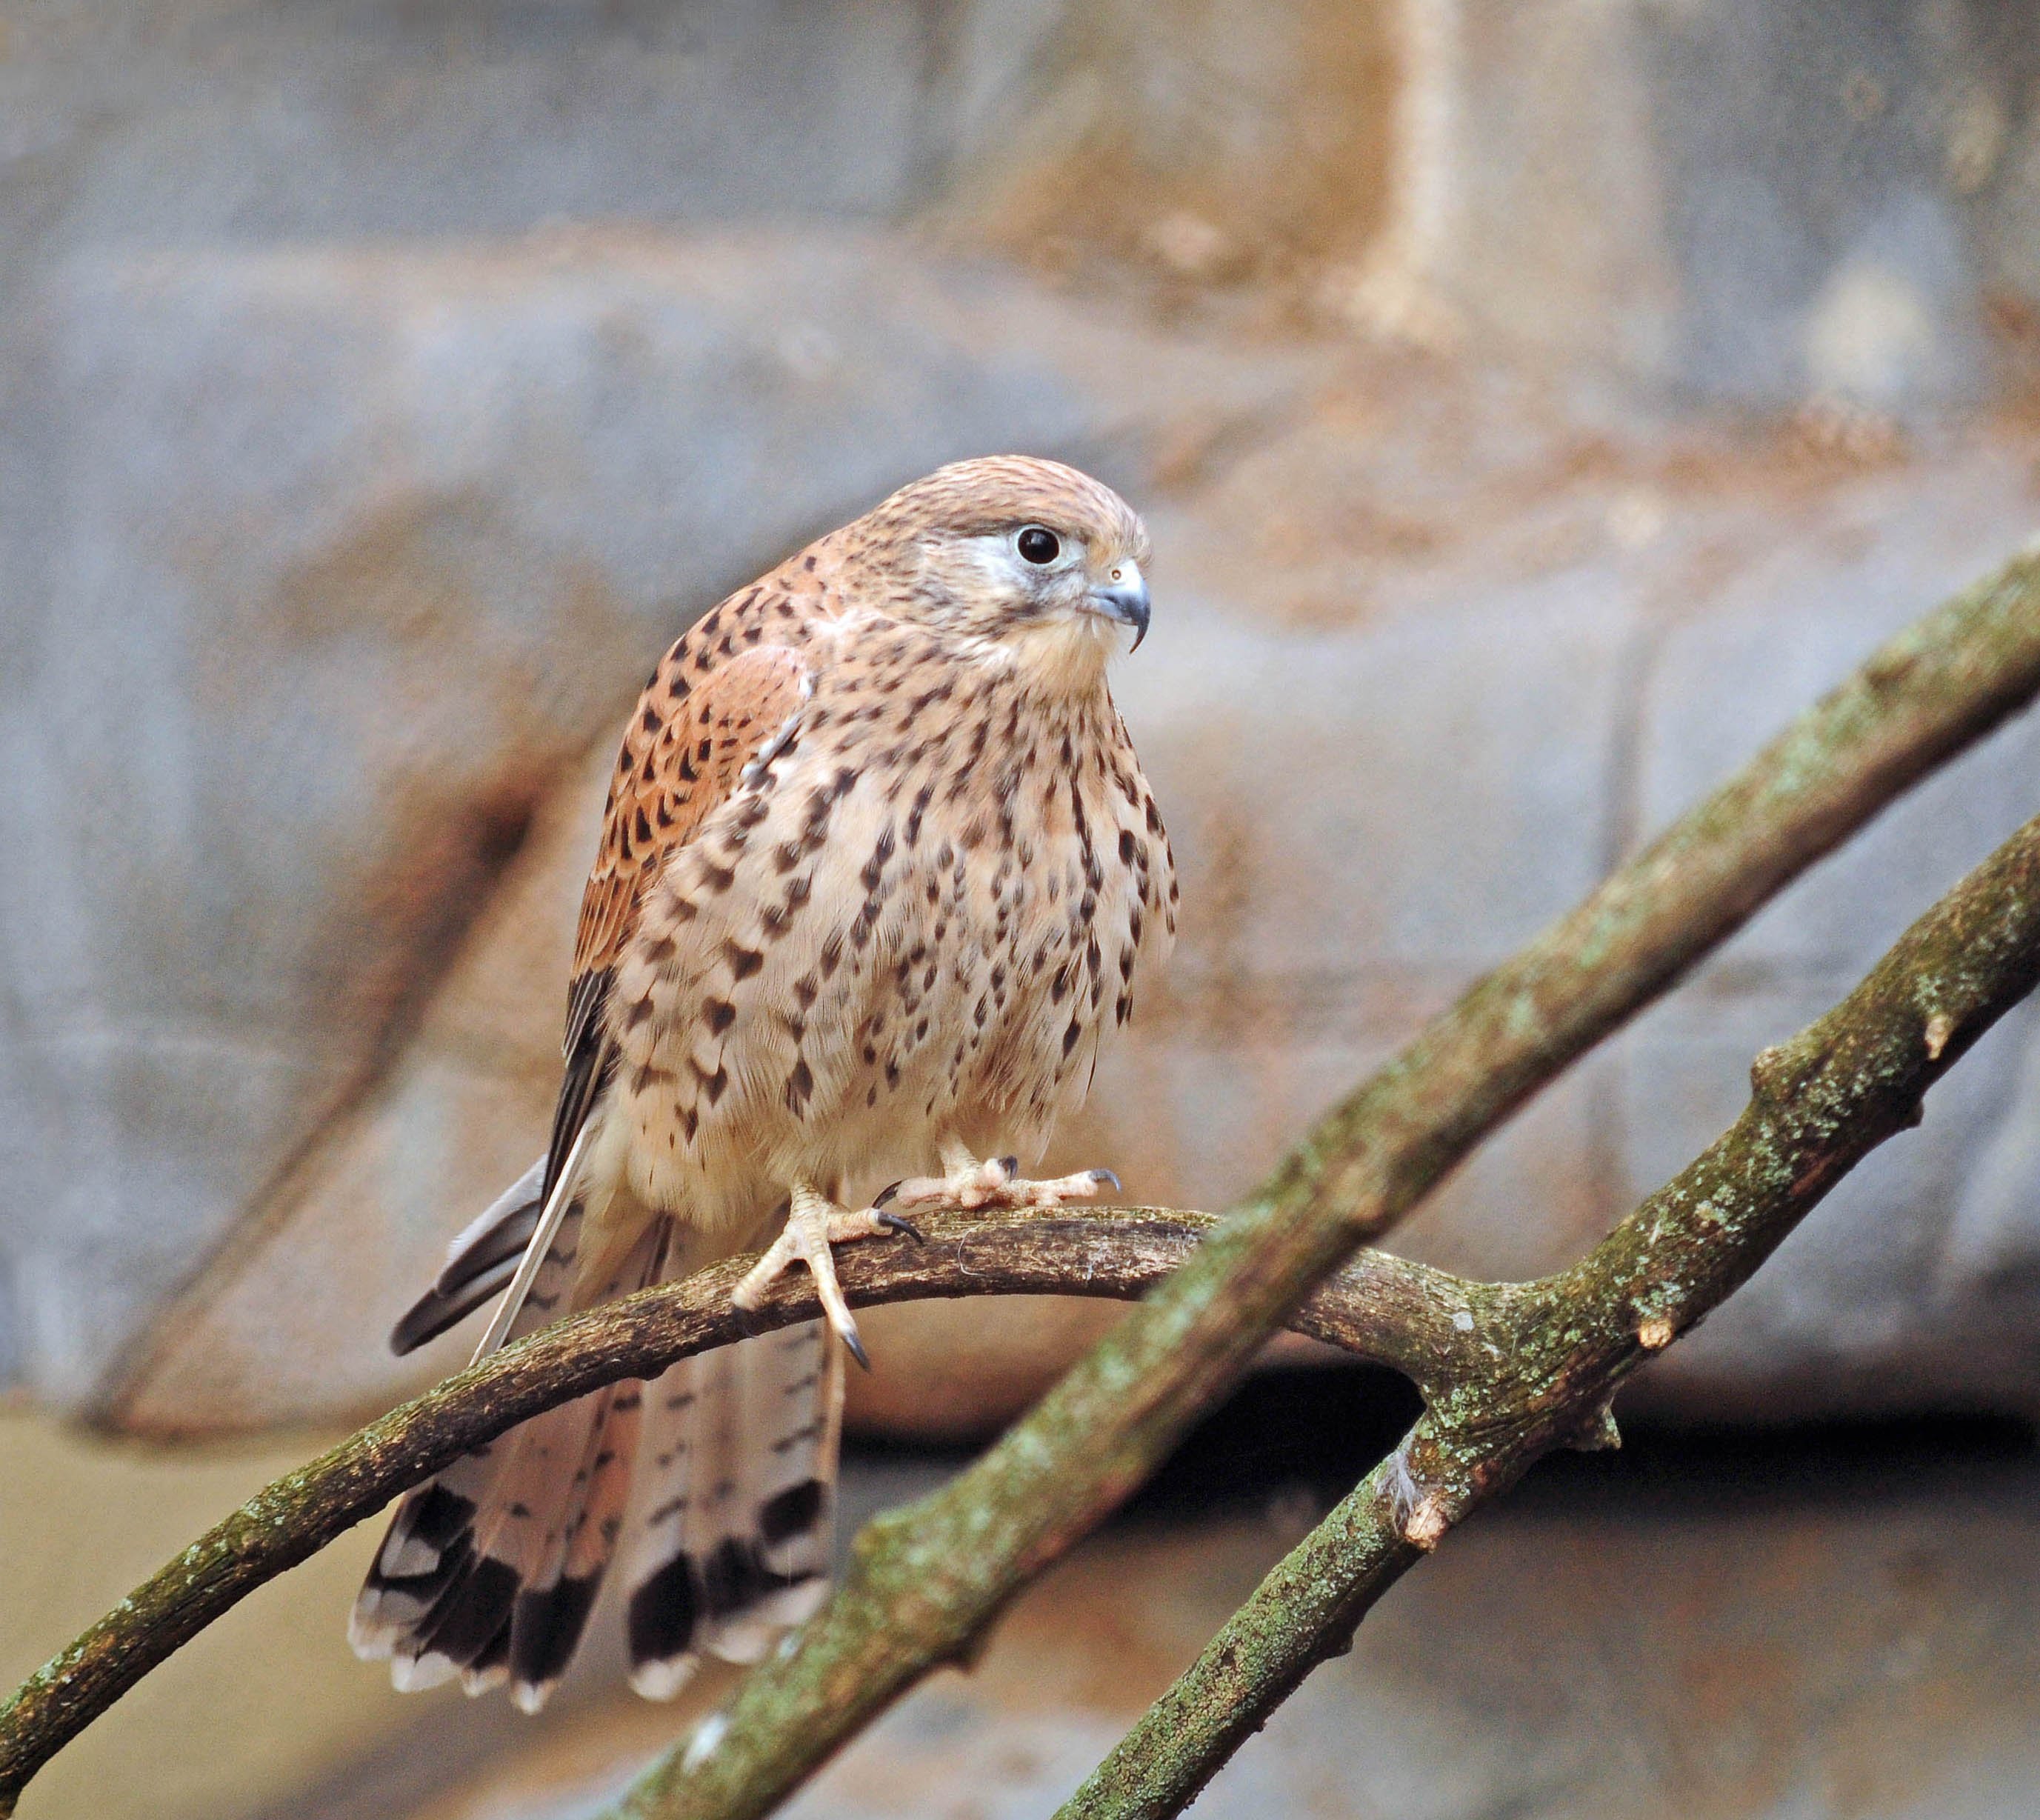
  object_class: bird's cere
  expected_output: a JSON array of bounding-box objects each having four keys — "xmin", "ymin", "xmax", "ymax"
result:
[{"xmin": 1087, "ymin": 561, "xmax": 1152, "ymax": 649}]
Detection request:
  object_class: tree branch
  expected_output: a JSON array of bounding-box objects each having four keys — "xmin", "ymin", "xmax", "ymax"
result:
[
  {"xmin": 599, "ymin": 560, "xmax": 2040, "ymax": 1820},
  {"xmin": 1061, "ymin": 806, "xmax": 2040, "ymax": 1818},
  {"xmin": 4, "ymin": 553, "xmax": 2036, "ymax": 1819},
  {"xmin": 1069, "ymin": 812, "xmax": 2040, "ymax": 1820},
  {"xmin": 0, "ymin": 1210, "xmax": 1478, "ymax": 1814}
]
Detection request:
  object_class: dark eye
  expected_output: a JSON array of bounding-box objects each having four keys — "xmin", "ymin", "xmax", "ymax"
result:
[{"xmin": 1016, "ymin": 526, "xmax": 1061, "ymax": 565}]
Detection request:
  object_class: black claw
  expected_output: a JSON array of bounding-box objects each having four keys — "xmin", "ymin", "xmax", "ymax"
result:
[
  {"xmin": 842, "ymin": 1328, "xmax": 873, "ymax": 1373},
  {"xmin": 876, "ymin": 1210, "xmax": 926, "ymax": 1244},
  {"xmin": 873, "ymin": 1179, "xmax": 906, "ymax": 1209},
  {"xmin": 1090, "ymin": 1168, "xmax": 1123, "ymax": 1194},
  {"xmin": 997, "ymin": 1156, "xmax": 1019, "ymax": 1179}
]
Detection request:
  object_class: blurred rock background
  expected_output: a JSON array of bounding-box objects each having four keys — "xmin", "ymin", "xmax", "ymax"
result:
[{"xmin": 4, "ymin": 1, "xmax": 2040, "ymax": 1816}]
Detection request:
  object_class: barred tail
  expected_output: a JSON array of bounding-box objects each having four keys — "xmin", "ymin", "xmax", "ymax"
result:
[
  {"xmin": 353, "ymin": 1164, "xmax": 841, "ymax": 1708},
  {"xmin": 623, "ymin": 1321, "xmax": 843, "ymax": 1698},
  {"xmin": 350, "ymin": 1204, "xmax": 663, "ymax": 1709}
]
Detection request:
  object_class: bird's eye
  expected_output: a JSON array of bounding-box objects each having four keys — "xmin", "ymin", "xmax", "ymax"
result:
[{"xmin": 1016, "ymin": 526, "xmax": 1061, "ymax": 565}]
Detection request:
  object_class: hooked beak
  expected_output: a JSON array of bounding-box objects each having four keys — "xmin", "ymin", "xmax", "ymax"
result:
[{"xmin": 1087, "ymin": 564, "xmax": 1152, "ymax": 651}]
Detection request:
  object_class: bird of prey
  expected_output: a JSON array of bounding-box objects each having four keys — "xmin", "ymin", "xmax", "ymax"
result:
[{"xmin": 350, "ymin": 456, "xmax": 1177, "ymax": 1711}]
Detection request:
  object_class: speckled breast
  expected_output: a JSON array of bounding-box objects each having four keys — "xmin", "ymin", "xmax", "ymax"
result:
[{"xmin": 603, "ymin": 633, "xmax": 1174, "ymax": 1227}]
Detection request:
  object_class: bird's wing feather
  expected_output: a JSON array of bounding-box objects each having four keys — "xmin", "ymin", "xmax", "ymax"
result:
[
  {"xmin": 387, "ymin": 638, "xmax": 811, "ymax": 1356},
  {"xmin": 548, "ymin": 639, "xmax": 810, "ymax": 1195},
  {"xmin": 387, "ymin": 1156, "xmax": 547, "ymax": 1356}
]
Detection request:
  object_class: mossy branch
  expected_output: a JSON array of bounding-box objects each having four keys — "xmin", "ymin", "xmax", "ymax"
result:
[
  {"xmin": 1063, "ymin": 804, "xmax": 2040, "ymax": 1818},
  {"xmin": 0, "ymin": 1214, "xmax": 1469, "ymax": 1817},
  {"xmin": 599, "ymin": 561, "xmax": 2040, "ymax": 1820},
  {"xmin": 3, "ymin": 553, "xmax": 2038, "ymax": 1819}
]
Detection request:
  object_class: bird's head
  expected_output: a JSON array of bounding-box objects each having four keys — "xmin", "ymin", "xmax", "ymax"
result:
[{"xmin": 853, "ymin": 456, "xmax": 1153, "ymax": 689}]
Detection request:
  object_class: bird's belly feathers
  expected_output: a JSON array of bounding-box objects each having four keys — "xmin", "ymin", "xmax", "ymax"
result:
[{"xmin": 603, "ymin": 716, "xmax": 1168, "ymax": 1227}]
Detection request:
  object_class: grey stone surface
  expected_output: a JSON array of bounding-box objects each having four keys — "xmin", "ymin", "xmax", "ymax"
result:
[
  {"xmin": 5, "ymin": 0, "xmax": 2040, "ymax": 1433},
  {"xmin": 2, "ymin": 0, "xmax": 2027, "ymax": 440},
  {"xmin": 0, "ymin": 0, "xmax": 993, "ymax": 255},
  {"xmin": 0, "ymin": 0, "xmax": 1004, "ymax": 683},
  {"xmin": 1367, "ymin": 0, "xmax": 2040, "ymax": 405}
]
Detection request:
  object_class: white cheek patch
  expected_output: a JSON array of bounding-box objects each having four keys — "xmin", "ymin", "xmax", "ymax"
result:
[
  {"xmin": 961, "ymin": 534, "xmax": 1030, "ymax": 593},
  {"xmin": 962, "ymin": 533, "xmax": 1091, "ymax": 611}
]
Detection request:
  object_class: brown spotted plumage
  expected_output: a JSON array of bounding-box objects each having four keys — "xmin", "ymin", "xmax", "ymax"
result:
[{"xmin": 353, "ymin": 456, "xmax": 1176, "ymax": 1709}]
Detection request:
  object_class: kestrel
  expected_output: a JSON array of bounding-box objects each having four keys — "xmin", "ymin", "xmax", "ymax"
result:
[{"xmin": 350, "ymin": 456, "xmax": 1177, "ymax": 1710}]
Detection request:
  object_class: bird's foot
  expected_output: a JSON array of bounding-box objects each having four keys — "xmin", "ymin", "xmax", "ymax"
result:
[
  {"xmin": 879, "ymin": 1154, "xmax": 1122, "ymax": 1216},
  {"xmin": 731, "ymin": 1187, "xmax": 917, "ymax": 1370}
]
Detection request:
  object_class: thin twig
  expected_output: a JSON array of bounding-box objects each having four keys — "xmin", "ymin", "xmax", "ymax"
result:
[
  {"xmin": 599, "ymin": 561, "xmax": 2040, "ymax": 1820},
  {"xmin": 1062, "ymin": 805, "xmax": 2040, "ymax": 1818}
]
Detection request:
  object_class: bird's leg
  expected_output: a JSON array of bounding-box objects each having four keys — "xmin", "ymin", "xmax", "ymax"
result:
[
  {"xmin": 880, "ymin": 1136, "xmax": 1121, "ymax": 1216},
  {"xmin": 732, "ymin": 1179, "xmax": 910, "ymax": 1370}
]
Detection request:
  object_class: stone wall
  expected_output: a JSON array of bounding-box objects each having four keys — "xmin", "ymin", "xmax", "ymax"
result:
[
  {"xmin": 3, "ymin": 0, "xmax": 2039, "ymax": 1436},
  {"xmin": 1356, "ymin": 0, "xmax": 2040, "ymax": 404}
]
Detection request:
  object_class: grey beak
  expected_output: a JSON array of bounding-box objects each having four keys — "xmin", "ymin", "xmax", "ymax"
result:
[{"xmin": 1090, "ymin": 577, "xmax": 1152, "ymax": 650}]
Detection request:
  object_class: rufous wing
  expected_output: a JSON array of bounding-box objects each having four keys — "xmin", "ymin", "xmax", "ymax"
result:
[{"xmin": 548, "ymin": 639, "xmax": 810, "ymax": 1193}]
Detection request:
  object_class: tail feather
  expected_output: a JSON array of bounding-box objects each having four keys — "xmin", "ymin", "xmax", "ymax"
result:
[
  {"xmin": 498, "ymin": 1207, "xmax": 665, "ymax": 1710},
  {"xmin": 756, "ymin": 1325, "xmax": 842, "ymax": 1585},
  {"xmin": 350, "ymin": 1449, "xmax": 505, "ymax": 1670},
  {"xmin": 502, "ymin": 1381, "xmax": 642, "ymax": 1710},
  {"xmin": 732, "ymin": 1321, "xmax": 839, "ymax": 1631},
  {"xmin": 623, "ymin": 1321, "xmax": 841, "ymax": 1696},
  {"xmin": 357, "ymin": 1159, "xmax": 844, "ymax": 1709},
  {"xmin": 354, "ymin": 1398, "xmax": 591, "ymax": 1696},
  {"xmin": 621, "ymin": 1356, "xmax": 706, "ymax": 1696},
  {"xmin": 353, "ymin": 1210, "xmax": 662, "ymax": 1707}
]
